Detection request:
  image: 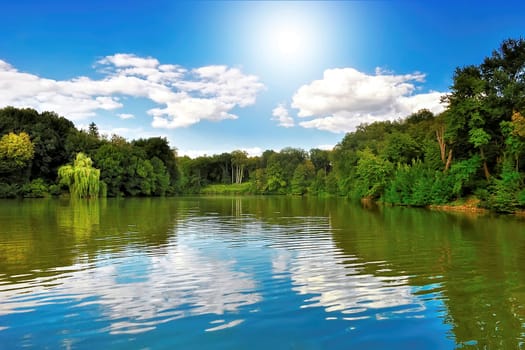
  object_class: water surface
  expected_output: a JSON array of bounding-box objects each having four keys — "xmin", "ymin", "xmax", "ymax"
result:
[{"xmin": 0, "ymin": 197, "xmax": 524, "ymax": 349}]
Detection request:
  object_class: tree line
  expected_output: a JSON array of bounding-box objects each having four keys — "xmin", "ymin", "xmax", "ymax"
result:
[
  {"xmin": 1, "ymin": 38, "xmax": 525, "ymax": 212},
  {"xmin": 0, "ymin": 108, "xmax": 178, "ymax": 198},
  {"xmin": 172, "ymin": 38, "xmax": 525, "ymax": 212}
]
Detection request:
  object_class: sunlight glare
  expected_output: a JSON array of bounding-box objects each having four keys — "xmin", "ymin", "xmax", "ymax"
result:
[
  {"xmin": 272, "ymin": 24, "xmax": 305, "ymax": 60},
  {"xmin": 238, "ymin": 3, "xmax": 336, "ymax": 73},
  {"xmin": 246, "ymin": 3, "xmax": 326, "ymax": 74}
]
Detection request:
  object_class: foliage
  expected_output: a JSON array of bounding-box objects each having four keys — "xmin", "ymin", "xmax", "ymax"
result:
[
  {"xmin": 0, "ymin": 182, "xmax": 20, "ymax": 198},
  {"xmin": 381, "ymin": 132, "xmax": 420, "ymax": 164},
  {"xmin": 0, "ymin": 132, "xmax": 35, "ymax": 172},
  {"xmin": 2, "ymin": 38, "xmax": 525, "ymax": 212},
  {"xmin": 21, "ymin": 178, "xmax": 49, "ymax": 198},
  {"xmin": 132, "ymin": 137, "xmax": 178, "ymax": 186},
  {"xmin": 291, "ymin": 161, "xmax": 314, "ymax": 195},
  {"xmin": 231, "ymin": 150, "xmax": 248, "ymax": 184},
  {"xmin": 384, "ymin": 160, "xmax": 454, "ymax": 206},
  {"xmin": 309, "ymin": 169, "xmax": 326, "ymax": 195},
  {"xmin": 449, "ymin": 155, "xmax": 483, "ymax": 196},
  {"xmin": 200, "ymin": 182, "xmax": 252, "ymax": 195},
  {"xmin": 0, "ymin": 107, "xmax": 76, "ymax": 184},
  {"xmin": 353, "ymin": 148, "xmax": 393, "ymax": 199},
  {"xmin": 486, "ymin": 161, "xmax": 525, "ymax": 212},
  {"xmin": 58, "ymin": 153, "xmax": 101, "ymax": 198}
]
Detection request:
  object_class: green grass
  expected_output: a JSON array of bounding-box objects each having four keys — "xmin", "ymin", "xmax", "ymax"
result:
[{"xmin": 200, "ymin": 183, "xmax": 252, "ymax": 195}]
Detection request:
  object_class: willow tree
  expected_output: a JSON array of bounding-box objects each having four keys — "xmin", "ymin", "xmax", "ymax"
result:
[{"xmin": 58, "ymin": 153, "xmax": 101, "ymax": 198}]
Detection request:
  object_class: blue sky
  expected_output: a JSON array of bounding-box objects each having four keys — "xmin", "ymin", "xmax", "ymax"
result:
[{"xmin": 1, "ymin": 1, "xmax": 524, "ymax": 157}]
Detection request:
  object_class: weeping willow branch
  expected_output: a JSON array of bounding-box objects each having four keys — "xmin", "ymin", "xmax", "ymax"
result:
[{"xmin": 58, "ymin": 153, "xmax": 101, "ymax": 198}]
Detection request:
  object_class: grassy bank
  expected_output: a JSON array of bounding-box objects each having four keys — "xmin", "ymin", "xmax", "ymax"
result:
[{"xmin": 200, "ymin": 183, "xmax": 252, "ymax": 195}]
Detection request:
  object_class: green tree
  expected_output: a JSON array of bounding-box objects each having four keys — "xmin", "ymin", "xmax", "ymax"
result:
[
  {"xmin": 231, "ymin": 150, "xmax": 248, "ymax": 184},
  {"xmin": 291, "ymin": 161, "xmax": 315, "ymax": 195},
  {"xmin": 88, "ymin": 122, "xmax": 100, "ymax": 139},
  {"xmin": 449, "ymin": 155, "xmax": 482, "ymax": 197},
  {"xmin": 487, "ymin": 161, "xmax": 525, "ymax": 212},
  {"xmin": 381, "ymin": 131, "xmax": 420, "ymax": 164},
  {"xmin": 309, "ymin": 169, "xmax": 327, "ymax": 195},
  {"xmin": 501, "ymin": 111, "xmax": 525, "ymax": 170},
  {"xmin": 266, "ymin": 160, "xmax": 287, "ymax": 193},
  {"xmin": 250, "ymin": 168, "xmax": 267, "ymax": 193},
  {"xmin": 132, "ymin": 137, "xmax": 179, "ymax": 187},
  {"xmin": 0, "ymin": 132, "xmax": 35, "ymax": 172},
  {"xmin": 445, "ymin": 65, "xmax": 492, "ymax": 179},
  {"xmin": 309, "ymin": 148, "xmax": 331, "ymax": 174},
  {"xmin": 58, "ymin": 153, "xmax": 101, "ymax": 198},
  {"xmin": 94, "ymin": 143, "xmax": 125, "ymax": 197},
  {"xmin": 150, "ymin": 157, "xmax": 170, "ymax": 196},
  {"xmin": 354, "ymin": 148, "xmax": 393, "ymax": 199}
]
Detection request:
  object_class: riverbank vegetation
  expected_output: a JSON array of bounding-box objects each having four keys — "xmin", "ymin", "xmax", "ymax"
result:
[{"xmin": 1, "ymin": 38, "xmax": 525, "ymax": 212}]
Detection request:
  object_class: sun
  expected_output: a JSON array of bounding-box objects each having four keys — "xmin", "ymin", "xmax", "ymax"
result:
[
  {"xmin": 272, "ymin": 24, "xmax": 306, "ymax": 60},
  {"xmin": 233, "ymin": 2, "xmax": 344, "ymax": 76},
  {"xmin": 263, "ymin": 19, "xmax": 314, "ymax": 68},
  {"xmin": 238, "ymin": 3, "xmax": 332, "ymax": 73}
]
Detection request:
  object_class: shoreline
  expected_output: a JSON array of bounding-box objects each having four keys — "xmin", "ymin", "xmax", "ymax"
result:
[{"xmin": 427, "ymin": 204, "xmax": 489, "ymax": 214}]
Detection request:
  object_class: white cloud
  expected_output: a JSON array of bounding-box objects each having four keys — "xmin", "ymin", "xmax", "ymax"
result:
[
  {"xmin": 271, "ymin": 103, "xmax": 294, "ymax": 128},
  {"xmin": 0, "ymin": 54, "xmax": 264, "ymax": 128},
  {"xmin": 242, "ymin": 147, "xmax": 263, "ymax": 157},
  {"xmin": 316, "ymin": 144, "xmax": 335, "ymax": 151},
  {"xmin": 97, "ymin": 53, "xmax": 160, "ymax": 69},
  {"xmin": 291, "ymin": 67, "xmax": 446, "ymax": 133},
  {"xmin": 178, "ymin": 146, "xmax": 263, "ymax": 159},
  {"xmin": 118, "ymin": 113, "xmax": 135, "ymax": 120}
]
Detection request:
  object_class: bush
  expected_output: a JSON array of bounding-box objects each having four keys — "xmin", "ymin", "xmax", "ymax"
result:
[
  {"xmin": 201, "ymin": 183, "xmax": 251, "ymax": 195},
  {"xmin": 0, "ymin": 182, "xmax": 20, "ymax": 198},
  {"xmin": 486, "ymin": 162, "xmax": 524, "ymax": 213},
  {"xmin": 48, "ymin": 184, "xmax": 62, "ymax": 196},
  {"xmin": 384, "ymin": 160, "xmax": 455, "ymax": 206},
  {"xmin": 21, "ymin": 178, "xmax": 49, "ymax": 198}
]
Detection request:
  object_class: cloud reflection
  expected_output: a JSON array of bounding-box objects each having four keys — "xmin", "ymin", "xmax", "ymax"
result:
[
  {"xmin": 0, "ymin": 238, "xmax": 261, "ymax": 335},
  {"xmin": 272, "ymin": 228, "xmax": 425, "ymax": 319}
]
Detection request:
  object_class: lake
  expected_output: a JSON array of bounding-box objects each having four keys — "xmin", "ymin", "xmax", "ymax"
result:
[{"xmin": 0, "ymin": 196, "xmax": 524, "ymax": 349}]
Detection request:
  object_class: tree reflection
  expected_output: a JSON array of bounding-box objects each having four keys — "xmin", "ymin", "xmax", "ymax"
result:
[
  {"xmin": 1, "ymin": 196, "xmax": 524, "ymax": 347},
  {"xmin": 328, "ymin": 203, "xmax": 525, "ymax": 348},
  {"xmin": 0, "ymin": 198, "xmax": 178, "ymax": 280}
]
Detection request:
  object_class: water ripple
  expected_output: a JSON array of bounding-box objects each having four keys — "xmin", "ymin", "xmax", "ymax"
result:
[{"xmin": 3, "ymin": 197, "xmax": 522, "ymax": 349}]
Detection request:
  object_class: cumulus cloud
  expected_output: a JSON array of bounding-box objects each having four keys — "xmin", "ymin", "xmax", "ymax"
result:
[
  {"xmin": 291, "ymin": 67, "xmax": 446, "ymax": 133},
  {"xmin": 0, "ymin": 54, "xmax": 264, "ymax": 128},
  {"xmin": 271, "ymin": 103, "xmax": 295, "ymax": 128}
]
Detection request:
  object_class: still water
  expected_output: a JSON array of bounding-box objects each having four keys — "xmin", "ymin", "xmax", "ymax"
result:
[{"xmin": 0, "ymin": 196, "xmax": 524, "ymax": 349}]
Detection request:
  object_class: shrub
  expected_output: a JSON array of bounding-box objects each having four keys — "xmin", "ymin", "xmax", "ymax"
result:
[{"xmin": 21, "ymin": 178, "xmax": 49, "ymax": 198}]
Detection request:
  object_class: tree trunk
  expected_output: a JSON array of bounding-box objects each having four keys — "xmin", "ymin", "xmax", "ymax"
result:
[
  {"xmin": 480, "ymin": 148, "xmax": 490, "ymax": 180},
  {"xmin": 436, "ymin": 127, "xmax": 446, "ymax": 164},
  {"xmin": 239, "ymin": 165, "xmax": 244, "ymax": 184},
  {"xmin": 444, "ymin": 149, "xmax": 453, "ymax": 172}
]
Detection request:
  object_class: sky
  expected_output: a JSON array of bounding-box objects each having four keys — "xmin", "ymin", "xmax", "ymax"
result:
[{"xmin": 1, "ymin": 0, "xmax": 525, "ymax": 157}]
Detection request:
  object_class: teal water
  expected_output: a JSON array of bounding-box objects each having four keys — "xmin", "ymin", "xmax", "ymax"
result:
[{"xmin": 0, "ymin": 197, "xmax": 524, "ymax": 349}]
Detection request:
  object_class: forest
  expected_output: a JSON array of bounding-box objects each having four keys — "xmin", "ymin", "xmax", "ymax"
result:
[{"xmin": 1, "ymin": 38, "xmax": 525, "ymax": 213}]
